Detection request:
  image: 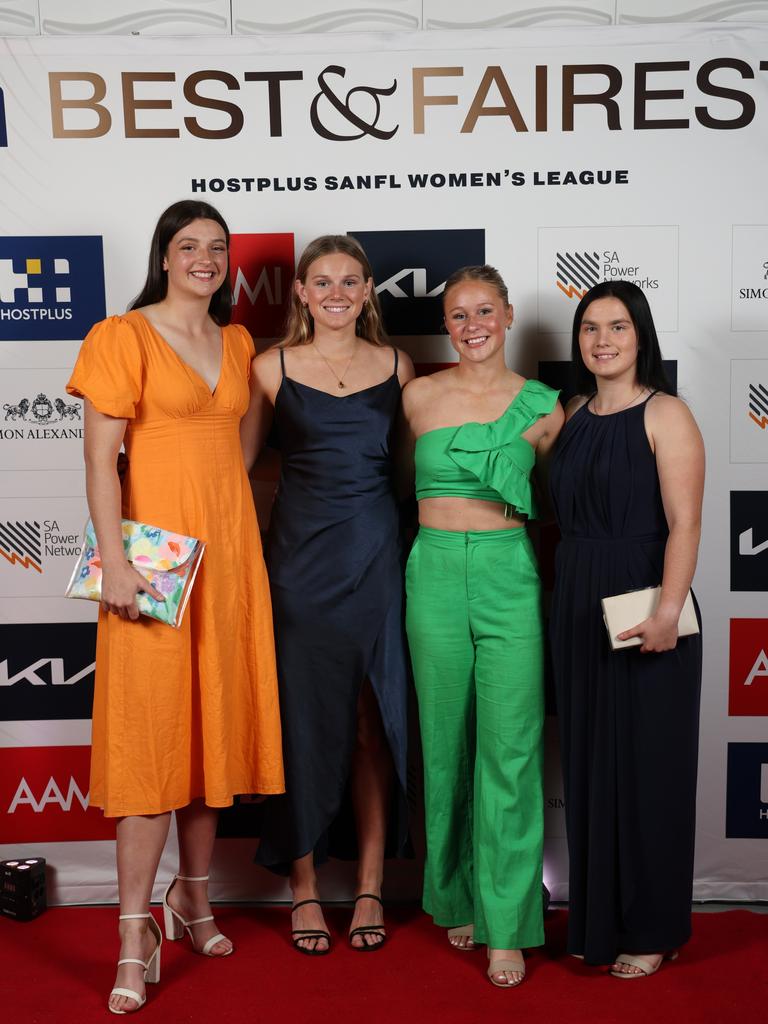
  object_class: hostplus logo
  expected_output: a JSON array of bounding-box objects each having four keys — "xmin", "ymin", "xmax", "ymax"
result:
[
  {"xmin": 0, "ymin": 237, "xmax": 105, "ymax": 340},
  {"xmin": 350, "ymin": 229, "xmax": 485, "ymax": 335},
  {"xmin": 725, "ymin": 743, "xmax": 768, "ymax": 838},
  {"xmin": 749, "ymin": 383, "xmax": 768, "ymax": 430}
]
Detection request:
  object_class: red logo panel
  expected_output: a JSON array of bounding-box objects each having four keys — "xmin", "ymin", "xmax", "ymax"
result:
[
  {"xmin": 729, "ymin": 619, "xmax": 768, "ymax": 716},
  {"xmin": 0, "ymin": 746, "xmax": 114, "ymax": 842},
  {"xmin": 229, "ymin": 233, "xmax": 294, "ymax": 343}
]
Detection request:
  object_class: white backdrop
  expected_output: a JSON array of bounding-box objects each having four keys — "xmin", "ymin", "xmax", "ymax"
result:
[{"xmin": 1, "ymin": 23, "xmax": 767, "ymax": 904}]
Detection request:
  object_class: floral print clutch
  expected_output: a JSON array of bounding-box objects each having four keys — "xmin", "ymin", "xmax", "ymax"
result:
[{"xmin": 65, "ymin": 519, "xmax": 205, "ymax": 628}]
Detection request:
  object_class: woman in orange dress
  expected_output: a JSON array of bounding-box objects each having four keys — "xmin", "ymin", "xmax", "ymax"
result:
[{"xmin": 67, "ymin": 200, "xmax": 283, "ymax": 1015}]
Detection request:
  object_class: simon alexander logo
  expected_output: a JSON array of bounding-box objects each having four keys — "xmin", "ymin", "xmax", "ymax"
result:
[
  {"xmin": 0, "ymin": 236, "xmax": 106, "ymax": 341},
  {"xmin": 729, "ymin": 619, "xmax": 768, "ymax": 716},
  {"xmin": 725, "ymin": 743, "xmax": 768, "ymax": 839},
  {"xmin": 351, "ymin": 229, "xmax": 485, "ymax": 336},
  {"xmin": 229, "ymin": 233, "xmax": 294, "ymax": 342}
]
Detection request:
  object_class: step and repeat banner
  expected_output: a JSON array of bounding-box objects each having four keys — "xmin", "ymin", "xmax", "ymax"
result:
[{"xmin": 0, "ymin": 25, "xmax": 766, "ymax": 904}]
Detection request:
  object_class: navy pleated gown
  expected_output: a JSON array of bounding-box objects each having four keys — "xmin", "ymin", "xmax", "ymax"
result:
[
  {"xmin": 256, "ymin": 347, "xmax": 409, "ymax": 874},
  {"xmin": 549, "ymin": 396, "xmax": 702, "ymax": 965}
]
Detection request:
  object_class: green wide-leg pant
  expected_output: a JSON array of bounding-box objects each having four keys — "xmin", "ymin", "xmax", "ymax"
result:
[{"xmin": 405, "ymin": 525, "xmax": 545, "ymax": 950}]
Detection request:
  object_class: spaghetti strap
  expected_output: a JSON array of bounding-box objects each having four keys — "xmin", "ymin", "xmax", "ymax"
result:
[
  {"xmin": 279, "ymin": 347, "xmax": 286, "ymax": 378},
  {"xmin": 392, "ymin": 347, "xmax": 399, "ymax": 374}
]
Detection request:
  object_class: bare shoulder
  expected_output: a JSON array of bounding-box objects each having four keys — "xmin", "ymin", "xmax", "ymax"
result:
[
  {"xmin": 395, "ymin": 347, "xmax": 415, "ymax": 385},
  {"xmin": 646, "ymin": 392, "xmax": 700, "ymax": 431},
  {"xmin": 565, "ymin": 394, "xmax": 589, "ymax": 421},
  {"xmin": 252, "ymin": 345, "xmax": 283, "ymax": 386}
]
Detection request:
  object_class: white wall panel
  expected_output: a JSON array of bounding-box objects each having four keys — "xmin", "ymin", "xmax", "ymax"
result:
[
  {"xmin": 0, "ymin": 1, "xmax": 38, "ymax": 35},
  {"xmin": 38, "ymin": 0, "xmax": 231, "ymax": 36},
  {"xmin": 232, "ymin": 0, "xmax": 421, "ymax": 34},
  {"xmin": 618, "ymin": 1, "xmax": 768, "ymax": 22},
  {"xmin": 423, "ymin": 0, "xmax": 614, "ymax": 29}
]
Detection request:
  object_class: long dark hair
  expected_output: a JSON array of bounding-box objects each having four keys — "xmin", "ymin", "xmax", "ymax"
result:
[
  {"xmin": 130, "ymin": 200, "xmax": 232, "ymax": 325},
  {"xmin": 570, "ymin": 280, "xmax": 675, "ymax": 396},
  {"xmin": 282, "ymin": 234, "xmax": 386, "ymax": 347}
]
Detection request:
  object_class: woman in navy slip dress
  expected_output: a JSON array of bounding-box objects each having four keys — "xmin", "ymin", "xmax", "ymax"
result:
[
  {"xmin": 240, "ymin": 235, "xmax": 414, "ymax": 955},
  {"xmin": 548, "ymin": 281, "xmax": 704, "ymax": 978}
]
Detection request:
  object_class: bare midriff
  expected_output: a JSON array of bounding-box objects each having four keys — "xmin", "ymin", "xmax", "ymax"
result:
[{"xmin": 418, "ymin": 496, "xmax": 526, "ymax": 532}]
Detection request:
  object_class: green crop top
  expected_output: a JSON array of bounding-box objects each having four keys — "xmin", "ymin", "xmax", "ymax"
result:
[{"xmin": 414, "ymin": 379, "xmax": 559, "ymax": 519}]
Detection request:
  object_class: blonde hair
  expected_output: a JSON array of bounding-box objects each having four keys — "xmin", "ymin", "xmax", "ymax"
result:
[
  {"xmin": 282, "ymin": 235, "xmax": 387, "ymax": 348},
  {"xmin": 443, "ymin": 264, "xmax": 510, "ymax": 307}
]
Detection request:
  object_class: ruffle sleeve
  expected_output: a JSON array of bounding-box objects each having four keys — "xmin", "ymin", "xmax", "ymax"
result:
[
  {"xmin": 66, "ymin": 315, "xmax": 143, "ymax": 419},
  {"xmin": 448, "ymin": 380, "xmax": 560, "ymax": 519}
]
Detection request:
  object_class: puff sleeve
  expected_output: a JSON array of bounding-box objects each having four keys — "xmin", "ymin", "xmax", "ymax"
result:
[
  {"xmin": 448, "ymin": 380, "xmax": 560, "ymax": 519},
  {"xmin": 66, "ymin": 315, "xmax": 143, "ymax": 419}
]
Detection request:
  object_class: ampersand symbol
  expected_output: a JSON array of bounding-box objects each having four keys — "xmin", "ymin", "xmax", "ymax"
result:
[{"xmin": 310, "ymin": 65, "xmax": 398, "ymax": 141}]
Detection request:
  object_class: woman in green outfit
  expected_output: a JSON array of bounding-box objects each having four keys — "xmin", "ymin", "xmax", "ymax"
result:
[{"xmin": 401, "ymin": 265, "xmax": 562, "ymax": 988}]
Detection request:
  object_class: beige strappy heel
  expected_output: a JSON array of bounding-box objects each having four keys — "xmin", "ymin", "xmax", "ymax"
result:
[
  {"xmin": 487, "ymin": 948, "xmax": 525, "ymax": 988},
  {"xmin": 162, "ymin": 874, "xmax": 233, "ymax": 957},
  {"xmin": 447, "ymin": 924, "xmax": 476, "ymax": 950},
  {"xmin": 108, "ymin": 913, "xmax": 162, "ymax": 1015}
]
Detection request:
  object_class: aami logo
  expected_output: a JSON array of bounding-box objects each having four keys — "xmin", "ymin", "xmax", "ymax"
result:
[
  {"xmin": 0, "ymin": 236, "xmax": 105, "ymax": 341},
  {"xmin": 538, "ymin": 359, "xmax": 678, "ymax": 411},
  {"xmin": 729, "ymin": 619, "xmax": 768, "ymax": 716},
  {"xmin": 730, "ymin": 491, "xmax": 768, "ymax": 591},
  {"xmin": 0, "ymin": 622, "xmax": 96, "ymax": 721},
  {"xmin": 725, "ymin": 742, "xmax": 768, "ymax": 839},
  {"xmin": 556, "ymin": 251, "xmax": 600, "ymax": 299},
  {"xmin": 749, "ymin": 383, "xmax": 768, "ymax": 430},
  {"xmin": 229, "ymin": 233, "xmax": 294, "ymax": 342},
  {"xmin": 0, "ymin": 520, "xmax": 42, "ymax": 573},
  {"xmin": 350, "ymin": 229, "xmax": 485, "ymax": 336},
  {"xmin": 0, "ymin": 746, "xmax": 113, "ymax": 842},
  {"xmin": 0, "ymin": 86, "xmax": 7, "ymax": 147}
]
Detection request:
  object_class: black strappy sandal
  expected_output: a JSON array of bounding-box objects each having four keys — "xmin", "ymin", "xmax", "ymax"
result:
[
  {"xmin": 348, "ymin": 893, "xmax": 387, "ymax": 952},
  {"xmin": 291, "ymin": 898, "xmax": 331, "ymax": 956}
]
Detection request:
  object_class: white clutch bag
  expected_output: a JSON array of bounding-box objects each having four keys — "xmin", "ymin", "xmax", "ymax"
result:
[{"xmin": 601, "ymin": 586, "xmax": 699, "ymax": 651}]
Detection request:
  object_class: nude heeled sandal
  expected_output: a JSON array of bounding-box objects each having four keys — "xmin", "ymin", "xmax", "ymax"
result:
[
  {"xmin": 447, "ymin": 924, "xmax": 476, "ymax": 950},
  {"xmin": 487, "ymin": 948, "xmax": 526, "ymax": 988},
  {"xmin": 108, "ymin": 913, "xmax": 162, "ymax": 1015},
  {"xmin": 162, "ymin": 875, "xmax": 233, "ymax": 957}
]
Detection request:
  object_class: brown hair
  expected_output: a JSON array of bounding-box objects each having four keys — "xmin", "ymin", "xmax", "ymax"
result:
[
  {"xmin": 442, "ymin": 264, "xmax": 510, "ymax": 308},
  {"xmin": 282, "ymin": 235, "xmax": 387, "ymax": 348}
]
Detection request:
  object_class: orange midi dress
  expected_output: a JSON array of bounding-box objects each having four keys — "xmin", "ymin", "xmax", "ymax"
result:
[{"xmin": 67, "ymin": 311, "xmax": 284, "ymax": 817}]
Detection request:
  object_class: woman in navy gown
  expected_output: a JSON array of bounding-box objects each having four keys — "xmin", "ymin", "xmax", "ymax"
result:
[
  {"xmin": 549, "ymin": 280, "xmax": 704, "ymax": 977},
  {"xmin": 241, "ymin": 235, "xmax": 414, "ymax": 954}
]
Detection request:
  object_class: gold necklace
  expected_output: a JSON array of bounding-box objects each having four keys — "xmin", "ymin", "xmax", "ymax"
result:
[
  {"xmin": 590, "ymin": 387, "xmax": 648, "ymax": 416},
  {"xmin": 313, "ymin": 340, "xmax": 357, "ymax": 389}
]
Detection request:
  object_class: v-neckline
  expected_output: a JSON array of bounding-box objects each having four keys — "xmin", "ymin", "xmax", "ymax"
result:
[{"xmin": 133, "ymin": 310, "xmax": 225, "ymax": 396}]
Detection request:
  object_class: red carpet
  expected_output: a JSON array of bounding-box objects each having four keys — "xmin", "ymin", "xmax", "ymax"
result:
[{"xmin": 1, "ymin": 905, "xmax": 765, "ymax": 1024}]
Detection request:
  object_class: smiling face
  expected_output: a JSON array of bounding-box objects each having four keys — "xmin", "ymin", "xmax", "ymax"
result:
[
  {"xmin": 578, "ymin": 296, "xmax": 640, "ymax": 385},
  {"xmin": 296, "ymin": 252, "xmax": 372, "ymax": 333},
  {"xmin": 443, "ymin": 280, "xmax": 513, "ymax": 363},
  {"xmin": 162, "ymin": 217, "xmax": 228, "ymax": 300}
]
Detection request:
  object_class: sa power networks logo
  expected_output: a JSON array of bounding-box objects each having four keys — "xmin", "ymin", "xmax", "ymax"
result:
[
  {"xmin": 555, "ymin": 251, "xmax": 600, "ymax": 299},
  {"xmin": 0, "ymin": 521, "xmax": 42, "ymax": 573},
  {"xmin": 730, "ymin": 491, "xmax": 768, "ymax": 591},
  {"xmin": 725, "ymin": 743, "xmax": 768, "ymax": 839},
  {"xmin": 729, "ymin": 620, "xmax": 768, "ymax": 717},
  {"xmin": 350, "ymin": 229, "xmax": 485, "ymax": 336},
  {"xmin": 229, "ymin": 233, "xmax": 294, "ymax": 342},
  {"xmin": 0, "ymin": 236, "xmax": 106, "ymax": 340},
  {"xmin": 0, "ymin": 500, "xmax": 86, "ymax": 598},
  {"xmin": 0, "ymin": 622, "xmax": 96, "ymax": 721},
  {"xmin": 731, "ymin": 225, "xmax": 768, "ymax": 331},
  {"xmin": 730, "ymin": 361, "xmax": 768, "ymax": 463},
  {"xmin": 0, "ymin": 746, "xmax": 113, "ymax": 843},
  {"xmin": 538, "ymin": 226, "xmax": 678, "ymax": 333}
]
